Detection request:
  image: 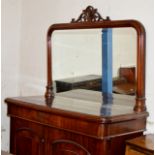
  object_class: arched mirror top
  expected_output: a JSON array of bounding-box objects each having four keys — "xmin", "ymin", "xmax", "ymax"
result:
[{"xmin": 45, "ymin": 6, "xmax": 146, "ymax": 112}]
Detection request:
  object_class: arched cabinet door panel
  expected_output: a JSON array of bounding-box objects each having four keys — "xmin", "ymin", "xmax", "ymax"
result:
[
  {"xmin": 52, "ymin": 139, "xmax": 91, "ymax": 155},
  {"xmin": 13, "ymin": 127, "xmax": 44, "ymax": 155}
]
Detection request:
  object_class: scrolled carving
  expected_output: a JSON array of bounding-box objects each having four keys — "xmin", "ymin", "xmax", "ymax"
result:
[
  {"xmin": 52, "ymin": 139, "xmax": 91, "ymax": 155},
  {"xmin": 71, "ymin": 6, "xmax": 110, "ymax": 23}
]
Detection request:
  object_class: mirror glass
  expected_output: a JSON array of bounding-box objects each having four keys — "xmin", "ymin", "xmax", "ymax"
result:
[{"xmin": 52, "ymin": 28, "xmax": 137, "ymax": 96}]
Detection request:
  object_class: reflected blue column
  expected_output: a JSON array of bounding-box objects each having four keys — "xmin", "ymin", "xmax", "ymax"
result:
[
  {"xmin": 101, "ymin": 28, "xmax": 113, "ymax": 100},
  {"xmin": 100, "ymin": 28, "xmax": 113, "ymax": 115}
]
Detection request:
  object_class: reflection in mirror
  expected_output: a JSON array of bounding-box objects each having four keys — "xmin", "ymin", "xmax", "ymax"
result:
[
  {"xmin": 112, "ymin": 28, "xmax": 137, "ymax": 96},
  {"xmin": 52, "ymin": 29, "xmax": 102, "ymax": 79},
  {"xmin": 52, "ymin": 28, "xmax": 137, "ymax": 97}
]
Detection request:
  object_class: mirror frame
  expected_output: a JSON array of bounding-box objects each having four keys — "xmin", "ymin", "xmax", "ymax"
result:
[{"xmin": 45, "ymin": 6, "xmax": 146, "ymax": 112}]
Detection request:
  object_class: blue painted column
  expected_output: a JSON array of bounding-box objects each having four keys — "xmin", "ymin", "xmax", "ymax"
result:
[{"xmin": 101, "ymin": 28, "xmax": 113, "ymax": 102}]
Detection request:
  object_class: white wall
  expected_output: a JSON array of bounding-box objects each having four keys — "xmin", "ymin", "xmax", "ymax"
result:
[
  {"xmin": 1, "ymin": 0, "xmax": 22, "ymax": 151},
  {"xmin": 2, "ymin": 0, "xmax": 154, "ymax": 151}
]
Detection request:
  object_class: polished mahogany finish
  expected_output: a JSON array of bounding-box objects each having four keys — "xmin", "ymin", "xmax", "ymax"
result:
[
  {"xmin": 6, "ymin": 89, "xmax": 148, "ymax": 155},
  {"xmin": 125, "ymin": 134, "xmax": 154, "ymax": 155},
  {"xmin": 71, "ymin": 6, "xmax": 110, "ymax": 23},
  {"xmin": 45, "ymin": 6, "xmax": 146, "ymax": 112},
  {"xmin": 119, "ymin": 67, "xmax": 136, "ymax": 83},
  {"xmin": 113, "ymin": 83, "xmax": 135, "ymax": 95},
  {"xmin": 113, "ymin": 67, "xmax": 136, "ymax": 95}
]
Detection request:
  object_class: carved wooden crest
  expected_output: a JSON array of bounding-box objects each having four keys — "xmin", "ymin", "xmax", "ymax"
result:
[{"xmin": 71, "ymin": 6, "xmax": 110, "ymax": 23}]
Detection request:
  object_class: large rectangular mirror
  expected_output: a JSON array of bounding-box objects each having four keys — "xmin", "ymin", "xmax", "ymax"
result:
[{"xmin": 52, "ymin": 28, "xmax": 137, "ymax": 96}]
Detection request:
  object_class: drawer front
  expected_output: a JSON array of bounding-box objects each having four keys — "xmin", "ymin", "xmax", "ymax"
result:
[
  {"xmin": 125, "ymin": 145, "xmax": 153, "ymax": 155},
  {"xmin": 10, "ymin": 118, "xmax": 45, "ymax": 155},
  {"xmin": 126, "ymin": 146, "xmax": 145, "ymax": 155}
]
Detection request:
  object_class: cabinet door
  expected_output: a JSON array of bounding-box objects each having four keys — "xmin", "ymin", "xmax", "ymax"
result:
[
  {"xmin": 10, "ymin": 118, "xmax": 44, "ymax": 155},
  {"xmin": 14, "ymin": 128, "xmax": 44, "ymax": 155},
  {"xmin": 52, "ymin": 139, "xmax": 91, "ymax": 155}
]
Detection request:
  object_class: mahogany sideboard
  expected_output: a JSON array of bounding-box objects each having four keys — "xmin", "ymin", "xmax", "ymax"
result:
[{"xmin": 5, "ymin": 89, "xmax": 148, "ymax": 155}]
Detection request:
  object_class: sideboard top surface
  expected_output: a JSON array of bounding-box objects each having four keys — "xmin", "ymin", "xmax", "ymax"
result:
[{"xmin": 5, "ymin": 89, "xmax": 148, "ymax": 123}]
